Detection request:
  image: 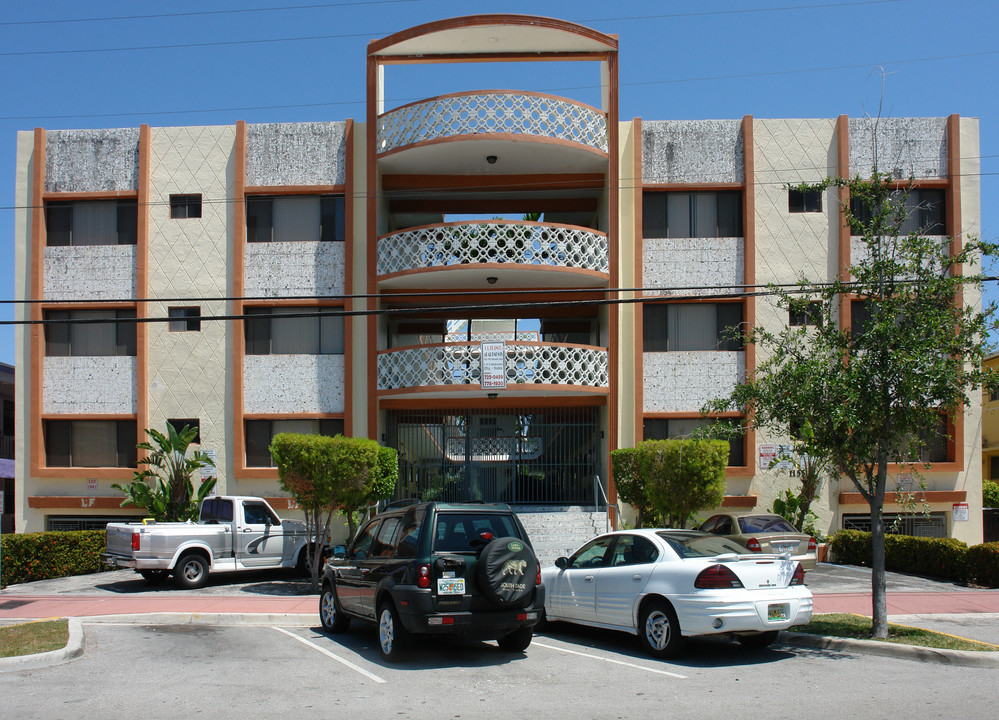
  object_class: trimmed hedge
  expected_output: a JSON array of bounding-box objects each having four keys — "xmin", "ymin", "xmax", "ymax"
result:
[
  {"xmin": 1, "ymin": 530, "xmax": 110, "ymax": 588},
  {"xmin": 828, "ymin": 529, "xmax": 999, "ymax": 587}
]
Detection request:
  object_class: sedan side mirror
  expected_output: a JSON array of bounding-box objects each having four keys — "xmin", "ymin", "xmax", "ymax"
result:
[{"xmin": 555, "ymin": 556, "xmax": 569, "ymax": 569}]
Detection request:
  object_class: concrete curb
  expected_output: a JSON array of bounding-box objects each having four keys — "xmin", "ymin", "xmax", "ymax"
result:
[
  {"xmin": 0, "ymin": 618, "xmax": 85, "ymax": 673},
  {"xmin": 779, "ymin": 630, "xmax": 999, "ymax": 668},
  {"xmin": 81, "ymin": 612, "xmax": 319, "ymax": 627}
]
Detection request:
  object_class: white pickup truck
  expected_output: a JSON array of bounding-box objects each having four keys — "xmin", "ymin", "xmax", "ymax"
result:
[{"xmin": 101, "ymin": 496, "xmax": 310, "ymax": 589}]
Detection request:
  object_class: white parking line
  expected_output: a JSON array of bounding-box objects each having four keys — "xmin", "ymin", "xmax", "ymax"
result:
[
  {"xmin": 272, "ymin": 627, "xmax": 386, "ymax": 683},
  {"xmin": 532, "ymin": 641, "xmax": 687, "ymax": 679}
]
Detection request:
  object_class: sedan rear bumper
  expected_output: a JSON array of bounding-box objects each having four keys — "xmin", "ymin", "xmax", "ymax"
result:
[{"xmin": 670, "ymin": 588, "xmax": 813, "ymax": 637}]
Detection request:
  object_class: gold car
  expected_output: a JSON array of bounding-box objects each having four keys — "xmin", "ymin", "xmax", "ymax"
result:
[{"xmin": 698, "ymin": 513, "xmax": 818, "ymax": 570}]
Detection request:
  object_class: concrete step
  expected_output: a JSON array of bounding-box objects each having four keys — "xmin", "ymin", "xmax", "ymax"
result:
[{"xmin": 515, "ymin": 509, "xmax": 609, "ymax": 567}]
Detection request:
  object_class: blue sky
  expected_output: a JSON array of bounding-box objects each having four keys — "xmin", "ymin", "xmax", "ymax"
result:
[{"xmin": 2, "ymin": 0, "xmax": 997, "ymax": 367}]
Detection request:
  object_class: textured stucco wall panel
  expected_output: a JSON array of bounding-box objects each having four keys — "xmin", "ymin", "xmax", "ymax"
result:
[
  {"xmin": 642, "ymin": 120, "xmax": 743, "ymax": 184},
  {"xmin": 244, "ymin": 242, "xmax": 345, "ymax": 297},
  {"xmin": 643, "ymin": 237, "xmax": 743, "ymax": 295},
  {"xmin": 643, "ymin": 352, "xmax": 745, "ymax": 413},
  {"xmin": 146, "ymin": 125, "xmax": 234, "ymax": 487},
  {"xmin": 43, "ymin": 357, "xmax": 137, "ymax": 414},
  {"xmin": 44, "ymin": 245, "xmax": 137, "ymax": 300},
  {"xmin": 246, "ymin": 122, "xmax": 347, "ymax": 186},
  {"xmin": 243, "ymin": 355, "xmax": 346, "ymax": 414},
  {"xmin": 849, "ymin": 117, "xmax": 947, "ymax": 179},
  {"xmin": 45, "ymin": 128, "xmax": 140, "ymax": 193}
]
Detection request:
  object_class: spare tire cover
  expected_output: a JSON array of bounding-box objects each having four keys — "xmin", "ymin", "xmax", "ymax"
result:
[{"xmin": 477, "ymin": 536, "xmax": 538, "ymax": 607}]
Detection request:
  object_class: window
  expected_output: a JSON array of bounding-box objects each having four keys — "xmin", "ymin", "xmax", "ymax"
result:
[
  {"xmin": 201, "ymin": 498, "xmax": 233, "ymax": 522},
  {"xmin": 568, "ymin": 535, "xmax": 614, "ymax": 569},
  {"xmin": 243, "ymin": 501, "xmax": 280, "ymax": 525},
  {"xmin": 167, "ymin": 419, "xmax": 200, "ymax": 444},
  {"xmin": 44, "ymin": 419, "xmax": 137, "ymax": 468},
  {"xmin": 170, "ymin": 194, "xmax": 202, "ymax": 219},
  {"xmin": 168, "ymin": 306, "xmax": 201, "ymax": 332},
  {"xmin": 245, "ymin": 418, "xmax": 344, "ymax": 467},
  {"xmin": 850, "ymin": 188, "xmax": 945, "ymax": 235},
  {"xmin": 371, "ymin": 517, "xmax": 402, "ymax": 558},
  {"xmin": 609, "ymin": 535, "xmax": 659, "ymax": 566},
  {"xmin": 850, "ymin": 300, "xmax": 871, "ymax": 339},
  {"xmin": 244, "ymin": 307, "xmax": 344, "ymax": 355},
  {"xmin": 45, "ymin": 200, "xmax": 137, "ymax": 246},
  {"xmin": 246, "ymin": 195, "xmax": 345, "ymax": 243},
  {"xmin": 643, "ymin": 191, "xmax": 742, "ymax": 238},
  {"xmin": 990, "ymin": 456, "xmax": 999, "ymax": 481},
  {"xmin": 44, "ymin": 309, "xmax": 137, "ymax": 356},
  {"xmin": 643, "ymin": 302, "xmax": 743, "ymax": 352},
  {"xmin": 991, "ymin": 389, "xmax": 999, "ymax": 403},
  {"xmin": 644, "ymin": 417, "xmax": 746, "ymax": 467},
  {"xmin": 540, "ymin": 318, "xmax": 595, "ymax": 345},
  {"xmin": 788, "ymin": 189, "xmax": 822, "ymax": 213},
  {"xmin": 789, "ymin": 301, "xmax": 822, "ymax": 327}
]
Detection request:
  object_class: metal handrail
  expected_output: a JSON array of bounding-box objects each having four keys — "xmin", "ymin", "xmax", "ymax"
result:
[{"xmin": 592, "ymin": 475, "xmax": 620, "ymax": 533}]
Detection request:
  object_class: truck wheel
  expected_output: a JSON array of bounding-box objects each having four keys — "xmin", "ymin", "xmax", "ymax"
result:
[
  {"xmin": 320, "ymin": 583, "xmax": 350, "ymax": 633},
  {"xmin": 139, "ymin": 570, "xmax": 168, "ymax": 585},
  {"xmin": 377, "ymin": 601, "xmax": 410, "ymax": 662},
  {"xmin": 174, "ymin": 554, "xmax": 209, "ymax": 590},
  {"xmin": 497, "ymin": 626, "xmax": 533, "ymax": 652}
]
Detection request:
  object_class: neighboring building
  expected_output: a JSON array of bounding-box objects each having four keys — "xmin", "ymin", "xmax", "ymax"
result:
[
  {"xmin": 982, "ymin": 354, "xmax": 999, "ymax": 484},
  {"xmin": 1, "ymin": 362, "xmax": 13, "ymax": 533},
  {"xmin": 12, "ymin": 15, "xmax": 984, "ymax": 544}
]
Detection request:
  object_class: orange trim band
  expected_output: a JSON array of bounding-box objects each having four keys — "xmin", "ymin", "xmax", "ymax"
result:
[{"xmin": 838, "ymin": 491, "xmax": 967, "ymax": 505}]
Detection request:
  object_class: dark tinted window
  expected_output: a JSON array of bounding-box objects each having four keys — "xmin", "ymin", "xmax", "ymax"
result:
[
  {"xmin": 789, "ymin": 189, "xmax": 822, "ymax": 213},
  {"xmin": 609, "ymin": 535, "xmax": 659, "ymax": 566},
  {"xmin": 200, "ymin": 498, "xmax": 234, "ymax": 523},
  {"xmin": 738, "ymin": 515, "xmax": 796, "ymax": 533},
  {"xmin": 350, "ymin": 521, "xmax": 380, "ymax": 561},
  {"xmin": 433, "ymin": 513, "xmax": 520, "ymax": 553},
  {"xmin": 371, "ymin": 517, "xmax": 402, "ymax": 558}
]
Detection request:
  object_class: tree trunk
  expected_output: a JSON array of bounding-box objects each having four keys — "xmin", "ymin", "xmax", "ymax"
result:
[{"xmin": 870, "ymin": 455, "xmax": 889, "ymax": 638}]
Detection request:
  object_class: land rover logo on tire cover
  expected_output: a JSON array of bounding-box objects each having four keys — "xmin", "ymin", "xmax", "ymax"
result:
[{"xmin": 478, "ymin": 536, "xmax": 538, "ymax": 607}]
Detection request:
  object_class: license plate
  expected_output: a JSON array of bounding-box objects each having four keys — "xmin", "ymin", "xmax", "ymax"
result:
[
  {"xmin": 768, "ymin": 603, "xmax": 789, "ymax": 621},
  {"xmin": 772, "ymin": 542, "xmax": 796, "ymax": 554},
  {"xmin": 437, "ymin": 578, "xmax": 465, "ymax": 595}
]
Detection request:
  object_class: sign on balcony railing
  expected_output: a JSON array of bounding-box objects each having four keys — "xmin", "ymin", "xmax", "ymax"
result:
[
  {"xmin": 378, "ymin": 92, "xmax": 607, "ymax": 154},
  {"xmin": 480, "ymin": 341, "xmax": 507, "ymax": 390},
  {"xmin": 377, "ymin": 222, "xmax": 608, "ymax": 276}
]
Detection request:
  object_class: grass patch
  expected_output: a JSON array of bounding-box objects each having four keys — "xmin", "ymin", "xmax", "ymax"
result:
[
  {"xmin": 795, "ymin": 613, "xmax": 999, "ymax": 652},
  {"xmin": 0, "ymin": 619, "xmax": 69, "ymax": 658}
]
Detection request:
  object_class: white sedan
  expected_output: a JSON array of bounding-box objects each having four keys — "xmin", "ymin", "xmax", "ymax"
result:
[{"xmin": 541, "ymin": 529, "xmax": 813, "ymax": 658}]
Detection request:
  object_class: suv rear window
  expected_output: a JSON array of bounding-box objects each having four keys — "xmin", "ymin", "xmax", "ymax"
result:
[{"xmin": 433, "ymin": 513, "xmax": 520, "ymax": 553}]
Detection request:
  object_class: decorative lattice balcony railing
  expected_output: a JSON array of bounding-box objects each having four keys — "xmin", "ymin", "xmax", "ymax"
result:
[
  {"xmin": 377, "ymin": 221, "xmax": 608, "ymax": 276},
  {"xmin": 377, "ymin": 342, "xmax": 609, "ymax": 391},
  {"xmin": 377, "ymin": 91, "xmax": 608, "ymax": 154}
]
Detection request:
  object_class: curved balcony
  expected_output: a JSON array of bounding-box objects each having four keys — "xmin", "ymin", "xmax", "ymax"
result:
[
  {"xmin": 377, "ymin": 220, "xmax": 608, "ymax": 288},
  {"xmin": 376, "ymin": 91, "xmax": 608, "ymax": 174},
  {"xmin": 378, "ymin": 342, "xmax": 609, "ymax": 398}
]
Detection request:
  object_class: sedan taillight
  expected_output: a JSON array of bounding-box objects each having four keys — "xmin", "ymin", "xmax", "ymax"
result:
[
  {"xmin": 416, "ymin": 563, "xmax": 431, "ymax": 589},
  {"xmin": 694, "ymin": 565, "xmax": 745, "ymax": 589},
  {"xmin": 131, "ymin": 532, "xmax": 141, "ymax": 551},
  {"xmin": 745, "ymin": 538, "xmax": 762, "ymax": 552},
  {"xmin": 807, "ymin": 537, "xmax": 817, "ymax": 552},
  {"xmin": 789, "ymin": 563, "xmax": 806, "ymax": 586}
]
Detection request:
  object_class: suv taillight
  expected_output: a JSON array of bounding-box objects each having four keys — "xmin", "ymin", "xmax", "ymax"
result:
[
  {"xmin": 131, "ymin": 532, "xmax": 141, "ymax": 551},
  {"xmin": 790, "ymin": 563, "xmax": 806, "ymax": 586},
  {"xmin": 745, "ymin": 538, "xmax": 761, "ymax": 552},
  {"xmin": 807, "ymin": 537, "xmax": 817, "ymax": 551},
  {"xmin": 536, "ymin": 563, "xmax": 542, "ymax": 586},
  {"xmin": 416, "ymin": 563, "xmax": 431, "ymax": 589},
  {"xmin": 694, "ymin": 565, "xmax": 744, "ymax": 589}
]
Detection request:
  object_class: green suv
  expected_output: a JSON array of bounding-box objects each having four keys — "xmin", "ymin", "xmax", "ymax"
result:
[{"xmin": 319, "ymin": 501, "xmax": 544, "ymax": 661}]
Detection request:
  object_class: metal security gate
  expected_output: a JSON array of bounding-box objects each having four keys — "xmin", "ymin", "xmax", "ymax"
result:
[{"xmin": 386, "ymin": 407, "xmax": 601, "ymax": 506}]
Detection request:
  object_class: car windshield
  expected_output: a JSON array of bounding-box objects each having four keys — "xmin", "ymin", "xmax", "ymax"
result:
[
  {"xmin": 738, "ymin": 515, "xmax": 796, "ymax": 533},
  {"xmin": 656, "ymin": 532, "xmax": 749, "ymax": 559}
]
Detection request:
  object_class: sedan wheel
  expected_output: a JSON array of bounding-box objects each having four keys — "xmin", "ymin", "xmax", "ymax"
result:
[{"xmin": 638, "ymin": 599, "xmax": 685, "ymax": 659}]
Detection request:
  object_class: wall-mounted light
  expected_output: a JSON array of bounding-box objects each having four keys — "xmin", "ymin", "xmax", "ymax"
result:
[
  {"xmin": 487, "ymin": 393, "xmax": 498, "ymax": 400},
  {"xmin": 486, "ymin": 155, "xmax": 498, "ymax": 164},
  {"xmin": 486, "ymin": 276, "xmax": 498, "ymax": 285}
]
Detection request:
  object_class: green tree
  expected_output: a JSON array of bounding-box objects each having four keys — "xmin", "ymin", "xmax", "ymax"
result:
[
  {"xmin": 270, "ymin": 433, "xmax": 396, "ymax": 590},
  {"xmin": 612, "ymin": 439, "xmax": 728, "ymax": 528},
  {"xmin": 984, "ymin": 479, "xmax": 999, "ymax": 508},
  {"xmin": 708, "ymin": 170, "xmax": 997, "ymax": 638},
  {"xmin": 111, "ymin": 422, "xmax": 216, "ymax": 522}
]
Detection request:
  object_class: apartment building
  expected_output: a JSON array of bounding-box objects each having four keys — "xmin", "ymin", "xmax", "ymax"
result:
[{"xmin": 12, "ymin": 14, "xmax": 984, "ymax": 544}]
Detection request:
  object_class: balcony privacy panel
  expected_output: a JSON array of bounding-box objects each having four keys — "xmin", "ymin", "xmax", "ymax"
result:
[{"xmin": 387, "ymin": 407, "xmax": 601, "ymax": 506}]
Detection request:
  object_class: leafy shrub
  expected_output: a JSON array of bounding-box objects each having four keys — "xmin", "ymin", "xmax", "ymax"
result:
[
  {"xmin": 1, "ymin": 530, "xmax": 109, "ymax": 587},
  {"xmin": 828, "ymin": 529, "xmax": 998, "ymax": 587},
  {"xmin": 983, "ymin": 480, "xmax": 999, "ymax": 509},
  {"xmin": 963, "ymin": 543, "xmax": 999, "ymax": 588}
]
